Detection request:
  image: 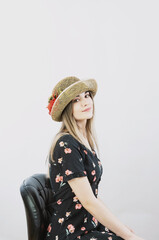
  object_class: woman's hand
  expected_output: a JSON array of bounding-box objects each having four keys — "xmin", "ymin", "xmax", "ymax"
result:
[{"xmin": 124, "ymin": 225, "xmax": 145, "ymax": 240}]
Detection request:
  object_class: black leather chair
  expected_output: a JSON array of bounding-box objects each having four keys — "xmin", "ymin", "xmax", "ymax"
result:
[{"xmin": 20, "ymin": 173, "xmax": 55, "ymax": 240}]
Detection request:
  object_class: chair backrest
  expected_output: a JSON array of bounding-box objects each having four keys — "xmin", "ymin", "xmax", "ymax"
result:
[{"xmin": 20, "ymin": 173, "xmax": 55, "ymax": 240}]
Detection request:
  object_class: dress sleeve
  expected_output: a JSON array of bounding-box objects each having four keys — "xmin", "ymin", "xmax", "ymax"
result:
[{"xmin": 53, "ymin": 135, "xmax": 87, "ymax": 182}]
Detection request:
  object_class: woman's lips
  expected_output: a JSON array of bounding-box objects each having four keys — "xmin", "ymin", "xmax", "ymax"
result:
[{"xmin": 82, "ymin": 107, "xmax": 91, "ymax": 112}]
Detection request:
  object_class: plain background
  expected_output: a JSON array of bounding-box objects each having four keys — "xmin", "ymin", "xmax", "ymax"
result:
[{"xmin": 0, "ymin": 1, "xmax": 159, "ymax": 239}]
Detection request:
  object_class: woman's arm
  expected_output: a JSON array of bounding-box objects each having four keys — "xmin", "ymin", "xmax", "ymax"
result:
[
  {"xmin": 97, "ymin": 196, "xmax": 135, "ymax": 234},
  {"xmin": 68, "ymin": 176, "xmax": 143, "ymax": 240}
]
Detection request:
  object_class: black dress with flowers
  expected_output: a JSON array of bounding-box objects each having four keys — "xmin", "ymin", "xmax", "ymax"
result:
[{"xmin": 45, "ymin": 134, "xmax": 124, "ymax": 240}]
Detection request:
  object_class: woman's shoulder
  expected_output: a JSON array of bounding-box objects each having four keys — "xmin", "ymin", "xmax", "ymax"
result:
[
  {"xmin": 55, "ymin": 133, "xmax": 80, "ymax": 148},
  {"xmin": 55, "ymin": 134, "xmax": 96, "ymax": 156},
  {"xmin": 53, "ymin": 134, "xmax": 83, "ymax": 160}
]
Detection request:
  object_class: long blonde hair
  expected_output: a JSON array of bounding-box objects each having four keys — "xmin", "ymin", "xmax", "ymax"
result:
[{"xmin": 46, "ymin": 91, "xmax": 99, "ymax": 178}]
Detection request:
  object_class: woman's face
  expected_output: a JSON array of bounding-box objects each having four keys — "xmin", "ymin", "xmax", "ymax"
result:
[{"xmin": 72, "ymin": 91, "xmax": 93, "ymax": 121}]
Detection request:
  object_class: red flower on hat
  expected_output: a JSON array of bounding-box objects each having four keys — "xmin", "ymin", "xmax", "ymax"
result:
[{"xmin": 46, "ymin": 90, "xmax": 58, "ymax": 115}]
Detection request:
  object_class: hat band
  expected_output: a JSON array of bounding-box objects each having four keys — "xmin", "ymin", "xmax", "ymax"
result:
[{"xmin": 48, "ymin": 80, "xmax": 87, "ymax": 114}]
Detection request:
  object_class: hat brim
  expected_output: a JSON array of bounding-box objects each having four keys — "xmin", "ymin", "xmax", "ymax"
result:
[{"xmin": 51, "ymin": 79, "xmax": 97, "ymax": 122}]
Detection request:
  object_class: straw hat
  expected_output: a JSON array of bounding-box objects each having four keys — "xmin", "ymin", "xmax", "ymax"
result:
[{"xmin": 47, "ymin": 76, "xmax": 98, "ymax": 122}]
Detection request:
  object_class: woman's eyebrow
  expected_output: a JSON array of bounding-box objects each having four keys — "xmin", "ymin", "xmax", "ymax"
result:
[{"xmin": 75, "ymin": 91, "xmax": 89, "ymax": 97}]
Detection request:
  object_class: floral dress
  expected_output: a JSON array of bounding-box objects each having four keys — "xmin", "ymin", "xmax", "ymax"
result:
[{"xmin": 45, "ymin": 134, "xmax": 124, "ymax": 240}]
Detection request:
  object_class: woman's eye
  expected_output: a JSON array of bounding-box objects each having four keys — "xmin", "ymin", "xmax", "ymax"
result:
[
  {"xmin": 73, "ymin": 99, "xmax": 79, "ymax": 102},
  {"xmin": 73, "ymin": 93, "xmax": 90, "ymax": 102}
]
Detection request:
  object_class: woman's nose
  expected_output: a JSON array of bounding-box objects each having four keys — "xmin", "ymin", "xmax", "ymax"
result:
[{"xmin": 81, "ymin": 97, "xmax": 88, "ymax": 106}]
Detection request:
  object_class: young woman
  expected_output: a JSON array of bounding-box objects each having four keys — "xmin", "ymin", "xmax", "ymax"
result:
[{"xmin": 45, "ymin": 76, "xmax": 144, "ymax": 240}]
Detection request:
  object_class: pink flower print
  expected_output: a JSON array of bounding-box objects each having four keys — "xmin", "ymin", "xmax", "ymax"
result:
[
  {"xmin": 93, "ymin": 176, "xmax": 96, "ymax": 182},
  {"xmin": 81, "ymin": 226, "xmax": 86, "ymax": 231},
  {"xmin": 64, "ymin": 148, "xmax": 72, "ymax": 154},
  {"xmin": 55, "ymin": 174, "xmax": 63, "ymax": 183},
  {"xmin": 73, "ymin": 196, "xmax": 79, "ymax": 202},
  {"xmin": 83, "ymin": 150, "xmax": 87, "ymax": 155},
  {"xmin": 108, "ymin": 237, "xmax": 113, "ymax": 240},
  {"xmin": 85, "ymin": 231, "xmax": 88, "ymax": 234},
  {"xmin": 55, "ymin": 175, "xmax": 61, "ymax": 183},
  {"xmin": 59, "ymin": 141, "xmax": 64, "ymax": 147},
  {"xmin": 65, "ymin": 169, "xmax": 73, "ymax": 176},
  {"xmin": 57, "ymin": 199, "xmax": 62, "ymax": 205},
  {"xmin": 58, "ymin": 157, "xmax": 63, "ymax": 164},
  {"xmin": 66, "ymin": 211, "xmax": 71, "ymax": 217},
  {"xmin": 75, "ymin": 203, "xmax": 82, "ymax": 209},
  {"xmin": 47, "ymin": 223, "xmax": 52, "ymax": 233},
  {"xmin": 58, "ymin": 218, "xmax": 64, "ymax": 224},
  {"xmin": 90, "ymin": 238, "xmax": 97, "ymax": 240},
  {"xmin": 83, "ymin": 171, "xmax": 87, "ymax": 175},
  {"xmin": 95, "ymin": 188, "xmax": 98, "ymax": 195},
  {"xmin": 91, "ymin": 170, "xmax": 96, "ymax": 175},
  {"xmin": 67, "ymin": 224, "xmax": 75, "ymax": 233},
  {"xmin": 92, "ymin": 216, "xmax": 98, "ymax": 225},
  {"xmin": 77, "ymin": 236, "xmax": 81, "ymax": 239}
]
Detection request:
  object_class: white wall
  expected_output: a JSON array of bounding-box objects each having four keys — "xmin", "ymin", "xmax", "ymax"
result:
[{"xmin": 0, "ymin": 0, "xmax": 158, "ymax": 239}]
